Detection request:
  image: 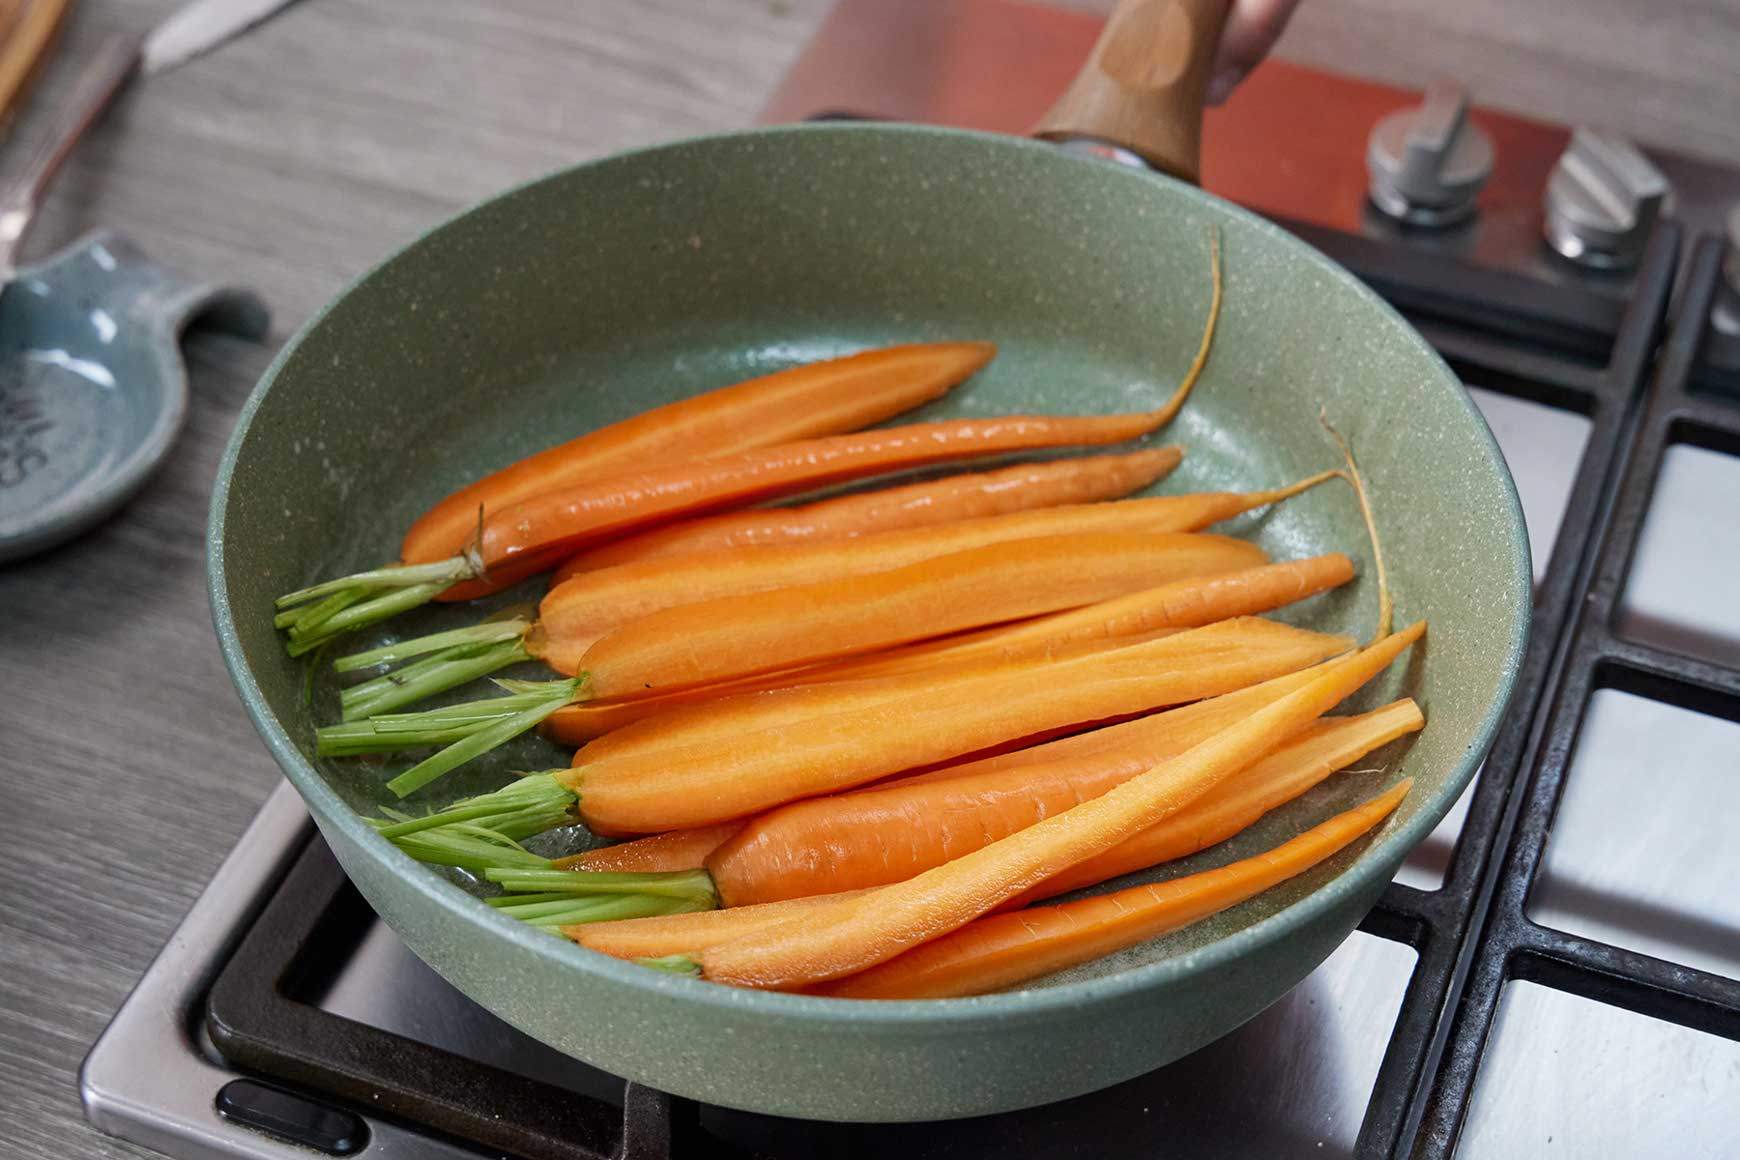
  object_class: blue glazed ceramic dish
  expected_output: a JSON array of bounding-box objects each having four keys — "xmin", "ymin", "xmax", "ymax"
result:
[{"xmin": 0, "ymin": 231, "xmax": 267, "ymax": 562}]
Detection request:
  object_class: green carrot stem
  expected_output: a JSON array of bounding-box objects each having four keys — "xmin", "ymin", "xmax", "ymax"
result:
[
  {"xmin": 317, "ymin": 681, "xmax": 581, "ymax": 755},
  {"xmin": 341, "ymin": 637, "xmax": 535, "ymax": 720},
  {"xmin": 386, "ymin": 688, "xmax": 579, "ymax": 798},
  {"xmin": 287, "ymin": 582, "xmax": 450, "ymax": 656},
  {"xmin": 386, "ymin": 827, "xmax": 553, "ymax": 872},
  {"xmin": 277, "ymin": 557, "xmax": 474, "ymax": 608},
  {"xmin": 635, "ymin": 954, "xmax": 703, "ymax": 977},
  {"xmin": 486, "ymin": 892, "xmax": 574, "ymax": 908},
  {"xmin": 276, "ymin": 587, "xmax": 365, "ymax": 631},
  {"xmin": 504, "ymin": 893, "xmax": 711, "ymax": 928},
  {"xmin": 371, "ymin": 773, "xmax": 575, "ymax": 839},
  {"xmin": 483, "ymin": 868, "xmax": 718, "ymax": 905},
  {"xmin": 335, "ymin": 617, "xmax": 532, "ymax": 672}
]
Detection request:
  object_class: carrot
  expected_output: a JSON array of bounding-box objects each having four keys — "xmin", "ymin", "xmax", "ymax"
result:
[
  {"xmin": 543, "ymin": 554, "xmax": 1353, "ymax": 744},
  {"xmin": 560, "ymin": 711, "xmax": 1415, "ymax": 958},
  {"xmin": 348, "ymin": 492, "xmax": 1326, "ymax": 720},
  {"xmin": 1010, "ymin": 698, "xmax": 1421, "ymax": 904},
  {"xmin": 279, "ymin": 413, "xmax": 1199, "ymax": 653},
  {"xmin": 534, "ymin": 473, "xmax": 1332, "ymax": 672},
  {"xmin": 554, "ymin": 447, "xmax": 1184, "ymax": 578},
  {"xmin": 554, "ymin": 824, "xmax": 741, "ymax": 874},
  {"xmin": 562, "ymin": 617, "xmax": 1355, "ymax": 835},
  {"xmin": 542, "ymin": 529, "xmax": 1267, "ymax": 684},
  {"xmin": 813, "ymin": 780, "xmax": 1412, "ymax": 999},
  {"xmin": 564, "ymin": 891, "xmax": 866, "ymax": 959},
  {"xmin": 684, "ymin": 621, "xmax": 1423, "ymax": 989},
  {"xmin": 553, "ymin": 669, "xmax": 1342, "ymax": 879},
  {"xmin": 705, "ymin": 695, "xmax": 1420, "ymax": 907},
  {"xmin": 401, "ymin": 341, "xmax": 996, "ymax": 568},
  {"xmin": 277, "ymin": 229, "xmax": 1220, "ymax": 651}
]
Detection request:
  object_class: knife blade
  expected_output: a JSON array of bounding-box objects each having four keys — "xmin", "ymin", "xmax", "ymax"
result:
[{"xmin": 140, "ymin": 0, "xmax": 302, "ymax": 78}]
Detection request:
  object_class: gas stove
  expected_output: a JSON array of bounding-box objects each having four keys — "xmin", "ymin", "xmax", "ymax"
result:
[{"xmin": 81, "ymin": 3, "xmax": 1740, "ymax": 1156}]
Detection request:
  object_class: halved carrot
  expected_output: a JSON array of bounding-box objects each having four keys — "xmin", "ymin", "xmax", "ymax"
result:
[
  {"xmin": 554, "ymin": 447, "xmax": 1184, "ymax": 578},
  {"xmin": 1010, "ymin": 698, "xmax": 1422, "ymax": 904},
  {"xmin": 555, "ymin": 670, "xmax": 1344, "ymax": 879},
  {"xmin": 277, "ymin": 229, "xmax": 1219, "ymax": 651},
  {"xmin": 545, "ymin": 529, "xmax": 1268, "ymax": 685},
  {"xmin": 562, "ymin": 617, "xmax": 1356, "ymax": 835},
  {"xmin": 687, "ymin": 622, "xmax": 1423, "ymax": 989},
  {"xmin": 554, "ymin": 824, "xmax": 742, "ymax": 874},
  {"xmin": 534, "ymin": 474, "xmax": 1332, "ymax": 672},
  {"xmin": 402, "ymin": 341, "xmax": 997, "ymax": 567},
  {"xmin": 565, "ymin": 713, "xmax": 1416, "ymax": 958},
  {"xmin": 564, "ymin": 891, "xmax": 865, "ymax": 959},
  {"xmin": 705, "ymin": 694, "xmax": 1420, "ymax": 907},
  {"xmin": 813, "ymin": 780, "xmax": 1412, "ymax": 999},
  {"xmin": 543, "ymin": 554, "xmax": 1353, "ymax": 745}
]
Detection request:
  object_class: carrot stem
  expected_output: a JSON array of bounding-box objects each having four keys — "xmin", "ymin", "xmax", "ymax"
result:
[
  {"xmin": 483, "ymin": 867, "xmax": 718, "ymax": 905},
  {"xmin": 335, "ymin": 617, "xmax": 532, "ymax": 672},
  {"xmin": 371, "ymin": 771, "xmax": 576, "ymax": 841},
  {"xmin": 386, "ymin": 690, "xmax": 578, "ymax": 798},
  {"xmin": 382, "ymin": 824, "xmax": 552, "ymax": 872},
  {"xmin": 276, "ymin": 557, "xmax": 476, "ymax": 655},
  {"xmin": 496, "ymin": 892, "xmax": 710, "ymax": 928},
  {"xmin": 341, "ymin": 637, "xmax": 535, "ymax": 720}
]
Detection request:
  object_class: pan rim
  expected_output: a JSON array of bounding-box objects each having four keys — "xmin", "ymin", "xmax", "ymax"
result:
[{"xmin": 208, "ymin": 120, "xmax": 1529, "ymax": 1027}]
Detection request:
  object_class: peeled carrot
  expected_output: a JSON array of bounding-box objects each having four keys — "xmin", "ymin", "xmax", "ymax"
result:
[
  {"xmin": 545, "ymin": 529, "xmax": 1266, "ymax": 685},
  {"xmin": 402, "ymin": 342, "xmax": 996, "ymax": 567},
  {"xmin": 543, "ymin": 554, "xmax": 1353, "ymax": 745},
  {"xmin": 1012, "ymin": 699, "xmax": 1422, "ymax": 905},
  {"xmin": 276, "ymin": 229, "xmax": 1219, "ymax": 651},
  {"xmin": 566, "ymin": 713, "xmax": 1415, "ymax": 958},
  {"xmin": 554, "ymin": 447, "xmax": 1184, "ymax": 578},
  {"xmin": 534, "ymin": 475, "xmax": 1331, "ymax": 673},
  {"xmin": 559, "ymin": 669, "xmax": 1342, "ymax": 879},
  {"xmin": 686, "ymin": 621, "xmax": 1423, "ymax": 989},
  {"xmin": 562, "ymin": 617, "xmax": 1355, "ymax": 835},
  {"xmin": 554, "ymin": 824, "xmax": 742, "ymax": 874},
  {"xmin": 705, "ymin": 692, "xmax": 1420, "ymax": 908},
  {"xmin": 814, "ymin": 780, "xmax": 1412, "ymax": 999},
  {"xmin": 564, "ymin": 891, "xmax": 865, "ymax": 960}
]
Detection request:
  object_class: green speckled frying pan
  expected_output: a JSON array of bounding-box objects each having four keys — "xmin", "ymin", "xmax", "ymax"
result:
[{"xmin": 208, "ymin": 1, "xmax": 1528, "ymax": 1122}]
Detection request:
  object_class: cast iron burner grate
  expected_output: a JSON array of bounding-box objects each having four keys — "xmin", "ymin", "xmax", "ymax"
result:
[{"xmin": 191, "ymin": 186, "xmax": 1727, "ymax": 1160}]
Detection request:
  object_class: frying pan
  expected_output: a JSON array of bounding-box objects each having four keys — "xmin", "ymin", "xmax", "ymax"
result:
[{"xmin": 208, "ymin": 0, "xmax": 1529, "ymax": 1121}]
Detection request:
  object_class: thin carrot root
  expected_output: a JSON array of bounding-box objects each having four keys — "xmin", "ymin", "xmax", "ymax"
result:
[
  {"xmin": 813, "ymin": 779, "xmax": 1412, "ymax": 1000},
  {"xmin": 1320, "ymin": 409, "xmax": 1392, "ymax": 641}
]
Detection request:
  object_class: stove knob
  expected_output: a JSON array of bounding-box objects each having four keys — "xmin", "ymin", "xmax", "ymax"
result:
[
  {"xmin": 1543, "ymin": 128, "xmax": 1671, "ymax": 270},
  {"xmin": 1367, "ymin": 79, "xmax": 1493, "ymax": 227}
]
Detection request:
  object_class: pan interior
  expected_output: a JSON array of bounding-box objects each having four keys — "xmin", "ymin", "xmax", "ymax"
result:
[{"xmin": 215, "ymin": 124, "xmax": 1524, "ymax": 997}]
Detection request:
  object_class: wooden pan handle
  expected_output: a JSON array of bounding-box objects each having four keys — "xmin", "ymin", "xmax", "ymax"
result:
[{"xmin": 1032, "ymin": 0, "xmax": 1232, "ymax": 184}]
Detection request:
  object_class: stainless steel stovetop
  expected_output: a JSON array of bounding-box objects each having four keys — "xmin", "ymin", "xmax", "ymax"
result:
[{"xmin": 81, "ymin": 3, "xmax": 1740, "ymax": 1156}]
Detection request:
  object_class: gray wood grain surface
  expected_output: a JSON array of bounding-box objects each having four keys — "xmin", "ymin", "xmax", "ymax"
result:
[{"xmin": 0, "ymin": 2, "xmax": 1733, "ymax": 1157}]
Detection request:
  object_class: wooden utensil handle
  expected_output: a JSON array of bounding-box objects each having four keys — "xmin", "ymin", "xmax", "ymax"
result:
[{"xmin": 1032, "ymin": 0, "xmax": 1232, "ymax": 183}]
